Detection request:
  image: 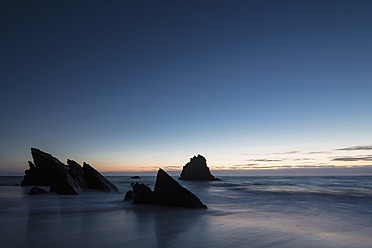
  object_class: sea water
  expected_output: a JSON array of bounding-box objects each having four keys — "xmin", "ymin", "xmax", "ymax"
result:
[{"xmin": 0, "ymin": 176, "xmax": 371, "ymax": 248}]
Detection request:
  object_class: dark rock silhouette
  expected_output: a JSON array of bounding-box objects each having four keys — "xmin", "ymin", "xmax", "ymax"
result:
[
  {"xmin": 131, "ymin": 176, "xmax": 141, "ymax": 179},
  {"xmin": 27, "ymin": 186, "xmax": 47, "ymax": 195},
  {"xmin": 154, "ymin": 169, "xmax": 207, "ymax": 209},
  {"xmin": 132, "ymin": 183, "xmax": 154, "ymax": 204},
  {"xmin": 179, "ymin": 154, "xmax": 218, "ymax": 181},
  {"xmin": 21, "ymin": 148, "xmax": 118, "ymax": 194},
  {"xmin": 67, "ymin": 159, "xmax": 89, "ymax": 188},
  {"xmin": 125, "ymin": 169, "xmax": 207, "ymax": 209},
  {"xmin": 22, "ymin": 149, "xmax": 66, "ymax": 186},
  {"xmin": 123, "ymin": 190, "xmax": 134, "ymax": 201},
  {"xmin": 50, "ymin": 170, "xmax": 81, "ymax": 195},
  {"xmin": 83, "ymin": 162, "xmax": 118, "ymax": 192}
]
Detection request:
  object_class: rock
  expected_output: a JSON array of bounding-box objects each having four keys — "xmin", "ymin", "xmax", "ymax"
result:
[
  {"xmin": 50, "ymin": 171, "xmax": 81, "ymax": 195},
  {"xmin": 67, "ymin": 159, "xmax": 89, "ymax": 188},
  {"xmin": 83, "ymin": 162, "xmax": 118, "ymax": 192},
  {"xmin": 21, "ymin": 149, "xmax": 79, "ymax": 194},
  {"xmin": 27, "ymin": 186, "xmax": 47, "ymax": 195},
  {"xmin": 21, "ymin": 148, "xmax": 118, "ymax": 194},
  {"xmin": 132, "ymin": 183, "xmax": 154, "ymax": 204},
  {"xmin": 179, "ymin": 154, "xmax": 218, "ymax": 181},
  {"xmin": 154, "ymin": 169, "xmax": 207, "ymax": 209},
  {"xmin": 123, "ymin": 190, "xmax": 134, "ymax": 201},
  {"xmin": 21, "ymin": 149, "xmax": 66, "ymax": 186},
  {"xmin": 131, "ymin": 176, "xmax": 141, "ymax": 179},
  {"xmin": 126, "ymin": 169, "xmax": 207, "ymax": 209}
]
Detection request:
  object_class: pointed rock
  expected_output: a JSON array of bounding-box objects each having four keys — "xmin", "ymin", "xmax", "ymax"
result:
[
  {"xmin": 154, "ymin": 169, "xmax": 207, "ymax": 209},
  {"xmin": 123, "ymin": 190, "xmax": 134, "ymax": 201},
  {"xmin": 83, "ymin": 162, "xmax": 118, "ymax": 192},
  {"xmin": 67, "ymin": 159, "xmax": 89, "ymax": 188},
  {"xmin": 21, "ymin": 149, "xmax": 66, "ymax": 186}
]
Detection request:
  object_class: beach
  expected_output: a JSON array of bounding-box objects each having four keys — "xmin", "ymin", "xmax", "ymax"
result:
[{"xmin": 1, "ymin": 176, "xmax": 371, "ymax": 248}]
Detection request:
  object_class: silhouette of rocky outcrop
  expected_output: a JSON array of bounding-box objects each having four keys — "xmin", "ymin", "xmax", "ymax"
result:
[
  {"xmin": 132, "ymin": 183, "xmax": 154, "ymax": 204},
  {"xmin": 67, "ymin": 159, "xmax": 89, "ymax": 188},
  {"xmin": 83, "ymin": 162, "xmax": 118, "ymax": 192},
  {"xmin": 21, "ymin": 148, "xmax": 118, "ymax": 194},
  {"xmin": 179, "ymin": 155, "xmax": 218, "ymax": 181},
  {"xmin": 154, "ymin": 169, "xmax": 207, "ymax": 208},
  {"xmin": 125, "ymin": 169, "xmax": 207, "ymax": 209},
  {"xmin": 123, "ymin": 190, "xmax": 134, "ymax": 201}
]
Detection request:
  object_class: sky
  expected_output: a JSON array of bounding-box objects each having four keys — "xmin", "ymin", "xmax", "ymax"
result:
[{"xmin": 1, "ymin": 0, "xmax": 372, "ymax": 175}]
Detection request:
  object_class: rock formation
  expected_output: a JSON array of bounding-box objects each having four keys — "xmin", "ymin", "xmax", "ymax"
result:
[
  {"xmin": 132, "ymin": 183, "xmax": 154, "ymax": 204},
  {"xmin": 21, "ymin": 148, "xmax": 118, "ymax": 194},
  {"xmin": 125, "ymin": 169, "xmax": 207, "ymax": 209},
  {"xmin": 83, "ymin": 162, "xmax": 118, "ymax": 192},
  {"xmin": 179, "ymin": 154, "xmax": 218, "ymax": 181},
  {"xmin": 67, "ymin": 159, "xmax": 89, "ymax": 188},
  {"xmin": 123, "ymin": 190, "xmax": 134, "ymax": 201},
  {"xmin": 154, "ymin": 169, "xmax": 207, "ymax": 208}
]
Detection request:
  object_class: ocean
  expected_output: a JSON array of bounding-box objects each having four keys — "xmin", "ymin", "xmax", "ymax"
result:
[{"xmin": 1, "ymin": 176, "xmax": 371, "ymax": 248}]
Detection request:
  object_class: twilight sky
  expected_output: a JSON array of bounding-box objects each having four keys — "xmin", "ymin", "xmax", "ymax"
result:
[{"xmin": 1, "ymin": 0, "xmax": 372, "ymax": 175}]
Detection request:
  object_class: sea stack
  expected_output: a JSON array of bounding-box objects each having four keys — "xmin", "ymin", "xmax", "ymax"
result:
[
  {"xmin": 21, "ymin": 148, "xmax": 118, "ymax": 194},
  {"xmin": 179, "ymin": 154, "xmax": 218, "ymax": 181}
]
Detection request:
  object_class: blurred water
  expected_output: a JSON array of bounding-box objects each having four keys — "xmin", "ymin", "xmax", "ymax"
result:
[{"xmin": 1, "ymin": 176, "xmax": 371, "ymax": 248}]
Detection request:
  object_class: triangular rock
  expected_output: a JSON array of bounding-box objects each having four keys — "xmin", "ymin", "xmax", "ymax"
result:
[
  {"xmin": 83, "ymin": 162, "xmax": 118, "ymax": 192},
  {"xmin": 154, "ymin": 169, "xmax": 207, "ymax": 209}
]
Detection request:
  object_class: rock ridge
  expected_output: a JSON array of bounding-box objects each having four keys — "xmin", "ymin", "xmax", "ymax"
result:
[{"xmin": 21, "ymin": 148, "xmax": 118, "ymax": 195}]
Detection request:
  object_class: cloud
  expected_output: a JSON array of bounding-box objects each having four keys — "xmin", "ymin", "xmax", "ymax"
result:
[
  {"xmin": 336, "ymin": 145, "xmax": 372, "ymax": 151},
  {"xmin": 243, "ymin": 151, "xmax": 299, "ymax": 156},
  {"xmin": 332, "ymin": 156, "xmax": 372, "ymax": 161},
  {"xmin": 293, "ymin": 158, "xmax": 315, "ymax": 161},
  {"xmin": 273, "ymin": 151, "xmax": 299, "ymax": 155},
  {"xmin": 246, "ymin": 159, "xmax": 283, "ymax": 162},
  {"xmin": 163, "ymin": 165, "xmax": 182, "ymax": 170},
  {"xmin": 233, "ymin": 164, "xmax": 258, "ymax": 167},
  {"xmin": 306, "ymin": 151, "xmax": 331, "ymax": 154}
]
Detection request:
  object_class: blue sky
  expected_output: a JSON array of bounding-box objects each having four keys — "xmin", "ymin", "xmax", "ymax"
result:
[{"xmin": 1, "ymin": 0, "xmax": 372, "ymax": 175}]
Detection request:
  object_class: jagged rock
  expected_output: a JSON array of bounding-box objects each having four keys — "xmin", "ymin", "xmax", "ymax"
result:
[
  {"xmin": 179, "ymin": 155, "xmax": 218, "ymax": 181},
  {"xmin": 123, "ymin": 190, "xmax": 134, "ymax": 201},
  {"xmin": 50, "ymin": 171, "xmax": 81, "ymax": 195},
  {"xmin": 154, "ymin": 169, "xmax": 207, "ymax": 209},
  {"xmin": 67, "ymin": 159, "xmax": 89, "ymax": 188},
  {"xmin": 21, "ymin": 149, "xmax": 78, "ymax": 194},
  {"xmin": 21, "ymin": 148, "xmax": 118, "ymax": 194},
  {"xmin": 21, "ymin": 149, "xmax": 66, "ymax": 186},
  {"xmin": 83, "ymin": 162, "xmax": 118, "ymax": 192},
  {"xmin": 132, "ymin": 183, "xmax": 154, "ymax": 204},
  {"xmin": 125, "ymin": 169, "xmax": 207, "ymax": 209},
  {"xmin": 27, "ymin": 186, "xmax": 47, "ymax": 195}
]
